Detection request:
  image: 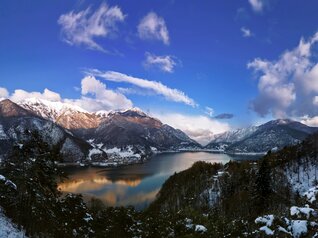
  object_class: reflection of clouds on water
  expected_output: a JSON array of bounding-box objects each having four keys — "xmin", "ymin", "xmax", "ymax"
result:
[
  {"xmin": 58, "ymin": 152, "xmax": 241, "ymax": 208},
  {"xmin": 58, "ymin": 176, "xmax": 142, "ymax": 194},
  {"xmin": 101, "ymin": 188, "xmax": 160, "ymax": 208}
]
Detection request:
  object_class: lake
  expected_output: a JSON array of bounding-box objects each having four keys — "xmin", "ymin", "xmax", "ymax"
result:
[{"xmin": 58, "ymin": 152, "xmax": 260, "ymax": 210}]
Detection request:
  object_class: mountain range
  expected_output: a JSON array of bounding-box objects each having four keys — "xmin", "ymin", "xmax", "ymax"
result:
[
  {"xmin": 0, "ymin": 98, "xmax": 200, "ymax": 165},
  {"xmin": 1, "ymin": 97, "xmax": 317, "ymax": 164},
  {"xmin": 205, "ymin": 119, "xmax": 318, "ymax": 153}
]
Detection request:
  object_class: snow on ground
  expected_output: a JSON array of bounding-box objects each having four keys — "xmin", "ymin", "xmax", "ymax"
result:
[
  {"xmin": 88, "ymin": 148, "xmax": 103, "ymax": 160},
  {"xmin": 304, "ymin": 186, "xmax": 318, "ymax": 203},
  {"xmin": 285, "ymin": 161, "xmax": 318, "ymax": 195},
  {"xmin": 0, "ymin": 124, "xmax": 8, "ymax": 140},
  {"xmin": 0, "ymin": 174, "xmax": 17, "ymax": 190},
  {"xmin": 254, "ymin": 203, "xmax": 317, "ymax": 237},
  {"xmin": 290, "ymin": 205, "xmax": 314, "ymax": 219},
  {"xmin": 104, "ymin": 146, "xmax": 141, "ymax": 159},
  {"xmin": 194, "ymin": 225, "xmax": 207, "ymax": 233},
  {"xmin": 0, "ymin": 208, "xmax": 26, "ymax": 238},
  {"xmin": 259, "ymin": 226, "xmax": 274, "ymax": 235},
  {"xmin": 255, "ymin": 215, "xmax": 274, "ymax": 227},
  {"xmin": 291, "ymin": 220, "xmax": 308, "ymax": 238}
]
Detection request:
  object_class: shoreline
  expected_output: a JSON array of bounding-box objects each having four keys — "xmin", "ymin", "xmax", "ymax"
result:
[{"xmin": 57, "ymin": 150, "xmax": 265, "ymax": 168}]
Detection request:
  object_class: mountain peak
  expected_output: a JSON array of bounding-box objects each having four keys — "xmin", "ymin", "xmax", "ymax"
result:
[
  {"xmin": 268, "ymin": 118, "xmax": 295, "ymax": 125},
  {"xmin": 19, "ymin": 98, "xmax": 88, "ymax": 114},
  {"xmin": 18, "ymin": 98, "xmax": 90, "ymax": 123},
  {"xmin": 115, "ymin": 107, "xmax": 148, "ymax": 118}
]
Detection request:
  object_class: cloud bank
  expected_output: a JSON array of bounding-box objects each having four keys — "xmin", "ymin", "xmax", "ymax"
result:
[
  {"xmin": 3, "ymin": 76, "xmax": 132, "ymax": 112},
  {"xmin": 65, "ymin": 76, "xmax": 133, "ymax": 111},
  {"xmin": 58, "ymin": 2, "xmax": 125, "ymax": 52},
  {"xmin": 154, "ymin": 112, "xmax": 230, "ymax": 145},
  {"xmin": 248, "ymin": 32, "xmax": 318, "ymax": 120}
]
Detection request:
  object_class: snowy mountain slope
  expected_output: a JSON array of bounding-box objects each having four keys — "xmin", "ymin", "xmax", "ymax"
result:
[
  {"xmin": 16, "ymin": 99, "xmax": 201, "ymax": 157},
  {"xmin": 80, "ymin": 109, "xmax": 201, "ymax": 155},
  {"xmin": 0, "ymin": 99, "xmax": 107, "ymax": 163},
  {"xmin": 205, "ymin": 119, "xmax": 318, "ymax": 153},
  {"xmin": 18, "ymin": 98, "xmax": 102, "ymax": 130},
  {"xmin": 205, "ymin": 126, "xmax": 258, "ymax": 151}
]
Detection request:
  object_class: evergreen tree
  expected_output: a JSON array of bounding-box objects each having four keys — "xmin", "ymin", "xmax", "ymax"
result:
[
  {"xmin": 0, "ymin": 130, "xmax": 65, "ymax": 235},
  {"xmin": 253, "ymin": 157, "xmax": 272, "ymax": 214}
]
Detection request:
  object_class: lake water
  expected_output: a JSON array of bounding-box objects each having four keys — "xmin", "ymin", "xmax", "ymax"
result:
[{"xmin": 58, "ymin": 152, "xmax": 260, "ymax": 210}]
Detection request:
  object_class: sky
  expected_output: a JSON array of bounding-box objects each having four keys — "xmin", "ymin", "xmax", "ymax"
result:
[{"xmin": 1, "ymin": 0, "xmax": 318, "ymax": 145}]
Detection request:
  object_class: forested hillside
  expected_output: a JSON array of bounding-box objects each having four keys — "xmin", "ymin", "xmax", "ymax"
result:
[{"xmin": 1, "ymin": 131, "xmax": 318, "ymax": 237}]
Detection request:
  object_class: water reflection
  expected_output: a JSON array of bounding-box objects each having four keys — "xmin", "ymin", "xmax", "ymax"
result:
[{"xmin": 59, "ymin": 152, "xmax": 260, "ymax": 209}]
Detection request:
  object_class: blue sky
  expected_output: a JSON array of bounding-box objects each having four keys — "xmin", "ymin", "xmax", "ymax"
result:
[{"xmin": 1, "ymin": 0, "xmax": 318, "ymax": 144}]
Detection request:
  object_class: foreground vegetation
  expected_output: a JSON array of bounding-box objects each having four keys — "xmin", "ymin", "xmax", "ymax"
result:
[{"xmin": 0, "ymin": 131, "xmax": 318, "ymax": 237}]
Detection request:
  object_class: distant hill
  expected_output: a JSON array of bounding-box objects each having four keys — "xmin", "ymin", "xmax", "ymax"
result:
[{"xmin": 205, "ymin": 119, "xmax": 318, "ymax": 153}]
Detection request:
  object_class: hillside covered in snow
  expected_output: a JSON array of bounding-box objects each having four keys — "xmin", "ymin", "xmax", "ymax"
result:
[{"xmin": 205, "ymin": 119, "xmax": 318, "ymax": 154}]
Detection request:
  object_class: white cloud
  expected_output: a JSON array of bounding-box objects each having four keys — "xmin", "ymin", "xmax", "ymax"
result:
[
  {"xmin": 0, "ymin": 87, "xmax": 9, "ymax": 98},
  {"xmin": 153, "ymin": 112, "xmax": 230, "ymax": 145},
  {"xmin": 4, "ymin": 76, "xmax": 132, "ymax": 112},
  {"xmin": 301, "ymin": 115, "xmax": 318, "ymax": 127},
  {"xmin": 86, "ymin": 69, "xmax": 197, "ymax": 107},
  {"xmin": 241, "ymin": 27, "xmax": 252, "ymax": 38},
  {"xmin": 58, "ymin": 2, "xmax": 125, "ymax": 52},
  {"xmin": 248, "ymin": 32, "xmax": 318, "ymax": 118},
  {"xmin": 143, "ymin": 52, "xmax": 178, "ymax": 73},
  {"xmin": 205, "ymin": 106, "xmax": 214, "ymax": 117},
  {"xmin": 10, "ymin": 88, "xmax": 62, "ymax": 102},
  {"xmin": 248, "ymin": 0, "xmax": 264, "ymax": 12},
  {"xmin": 65, "ymin": 76, "xmax": 133, "ymax": 111},
  {"xmin": 137, "ymin": 12, "xmax": 169, "ymax": 45}
]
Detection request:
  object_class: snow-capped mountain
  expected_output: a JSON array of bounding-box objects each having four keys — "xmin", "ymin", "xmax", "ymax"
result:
[
  {"xmin": 0, "ymin": 99, "xmax": 107, "ymax": 163},
  {"xmin": 15, "ymin": 98, "xmax": 201, "ymax": 161},
  {"xmin": 77, "ymin": 108, "xmax": 201, "ymax": 156},
  {"xmin": 18, "ymin": 98, "xmax": 102, "ymax": 130},
  {"xmin": 205, "ymin": 119, "xmax": 318, "ymax": 153}
]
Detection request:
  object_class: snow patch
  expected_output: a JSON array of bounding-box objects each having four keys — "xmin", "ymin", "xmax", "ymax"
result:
[
  {"xmin": 304, "ymin": 186, "xmax": 318, "ymax": 203},
  {"xmin": 290, "ymin": 205, "xmax": 314, "ymax": 219},
  {"xmin": 255, "ymin": 215, "xmax": 274, "ymax": 227},
  {"xmin": 104, "ymin": 146, "xmax": 141, "ymax": 159},
  {"xmin": 195, "ymin": 225, "xmax": 207, "ymax": 233},
  {"xmin": 0, "ymin": 208, "xmax": 26, "ymax": 238},
  {"xmin": 291, "ymin": 220, "xmax": 308, "ymax": 238},
  {"xmin": 259, "ymin": 226, "xmax": 274, "ymax": 235},
  {"xmin": 88, "ymin": 148, "xmax": 103, "ymax": 160},
  {"xmin": 0, "ymin": 124, "xmax": 8, "ymax": 140}
]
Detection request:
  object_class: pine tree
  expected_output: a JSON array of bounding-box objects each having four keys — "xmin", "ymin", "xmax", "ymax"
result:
[
  {"xmin": 0, "ymin": 130, "xmax": 65, "ymax": 235},
  {"xmin": 253, "ymin": 157, "xmax": 272, "ymax": 214}
]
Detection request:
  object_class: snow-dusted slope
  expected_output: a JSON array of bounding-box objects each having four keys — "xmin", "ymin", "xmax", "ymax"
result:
[
  {"xmin": 211, "ymin": 126, "xmax": 258, "ymax": 143},
  {"xmin": 0, "ymin": 208, "xmax": 26, "ymax": 238}
]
